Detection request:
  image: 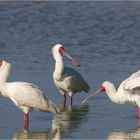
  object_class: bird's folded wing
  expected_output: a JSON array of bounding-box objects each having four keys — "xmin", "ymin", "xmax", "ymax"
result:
[
  {"xmin": 124, "ymin": 77, "xmax": 140, "ymax": 90},
  {"xmin": 127, "ymin": 70, "xmax": 140, "ymax": 81}
]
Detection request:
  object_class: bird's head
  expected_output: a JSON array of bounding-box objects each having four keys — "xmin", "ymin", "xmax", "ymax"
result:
[
  {"xmin": 82, "ymin": 81, "xmax": 114, "ymax": 104},
  {"xmin": 0, "ymin": 60, "xmax": 12, "ymax": 71},
  {"xmin": 91, "ymin": 81, "xmax": 115, "ymax": 95},
  {"xmin": 93, "ymin": 81, "xmax": 114, "ymax": 93},
  {"xmin": 0, "ymin": 60, "xmax": 12, "ymax": 81},
  {"xmin": 52, "ymin": 44, "xmax": 80, "ymax": 67}
]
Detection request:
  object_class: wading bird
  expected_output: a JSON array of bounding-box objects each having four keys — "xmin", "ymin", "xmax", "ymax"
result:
[
  {"xmin": 82, "ymin": 70, "xmax": 140, "ymax": 119},
  {"xmin": 0, "ymin": 60, "xmax": 58, "ymax": 129},
  {"xmin": 52, "ymin": 44, "xmax": 89, "ymax": 106}
]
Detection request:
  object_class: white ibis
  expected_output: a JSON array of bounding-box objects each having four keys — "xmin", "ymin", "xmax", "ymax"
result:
[
  {"xmin": 52, "ymin": 44, "xmax": 89, "ymax": 106},
  {"xmin": 82, "ymin": 70, "xmax": 140, "ymax": 119},
  {"xmin": 0, "ymin": 60, "xmax": 59, "ymax": 129}
]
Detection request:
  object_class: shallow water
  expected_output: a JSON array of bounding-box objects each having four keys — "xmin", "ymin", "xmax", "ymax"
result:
[{"xmin": 0, "ymin": 1, "xmax": 140, "ymax": 139}]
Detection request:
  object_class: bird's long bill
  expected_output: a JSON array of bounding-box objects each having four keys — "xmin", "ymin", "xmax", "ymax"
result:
[
  {"xmin": 62, "ymin": 50, "xmax": 80, "ymax": 67},
  {"xmin": 81, "ymin": 88, "xmax": 102, "ymax": 104}
]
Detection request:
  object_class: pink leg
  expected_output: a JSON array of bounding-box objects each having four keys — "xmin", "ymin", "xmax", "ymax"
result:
[
  {"xmin": 138, "ymin": 108, "xmax": 140, "ymax": 119},
  {"xmin": 70, "ymin": 96, "xmax": 73, "ymax": 106},
  {"xmin": 63, "ymin": 95, "xmax": 66, "ymax": 107},
  {"xmin": 138, "ymin": 119, "xmax": 140, "ymax": 128},
  {"xmin": 24, "ymin": 113, "xmax": 29, "ymax": 129}
]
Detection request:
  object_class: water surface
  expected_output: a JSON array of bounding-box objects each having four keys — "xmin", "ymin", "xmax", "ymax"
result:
[{"xmin": 0, "ymin": 1, "xmax": 140, "ymax": 139}]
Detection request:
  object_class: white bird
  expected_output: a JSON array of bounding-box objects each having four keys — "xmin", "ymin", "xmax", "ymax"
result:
[
  {"xmin": 0, "ymin": 60, "xmax": 59, "ymax": 129},
  {"xmin": 82, "ymin": 70, "xmax": 140, "ymax": 119},
  {"xmin": 52, "ymin": 44, "xmax": 90, "ymax": 106}
]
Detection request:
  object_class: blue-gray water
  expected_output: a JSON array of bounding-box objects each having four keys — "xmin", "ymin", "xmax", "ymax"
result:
[{"xmin": 0, "ymin": 1, "xmax": 140, "ymax": 139}]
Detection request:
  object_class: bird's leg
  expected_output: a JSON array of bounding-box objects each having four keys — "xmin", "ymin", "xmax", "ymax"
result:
[
  {"xmin": 138, "ymin": 119, "xmax": 140, "ymax": 128},
  {"xmin": 137, "ymin": 108, "xmax": 140, "ymax": 128},
  {"xmin": 70, "ymin": 96, "xmax": 73, "ymax": 106},
  {"xmin": 138, "ymin": 108, "xmax": 140, "ymax": 128},
  {"xmin": 24, "ymin": 113, "xmax": 29, "ymax": 129},
  {"xmin": 63, "ymin": 94, "xmax": 66, "ymax": 107},
  {"xmin": 138, "ymin": 108, "xmax": 140, "ymax": 119}
]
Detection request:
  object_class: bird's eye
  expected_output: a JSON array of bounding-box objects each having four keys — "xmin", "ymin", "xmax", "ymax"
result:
[
  {"xmin": 59, "ymin": 47, "xmax": 64, "ymax": 55},
  {"xmin": 0, "ymin": 61, "xmax": 3, "ymax": 67},
  {"xmin": 101, "ymin": 86, "xmax": 106, "ymax": 92}
]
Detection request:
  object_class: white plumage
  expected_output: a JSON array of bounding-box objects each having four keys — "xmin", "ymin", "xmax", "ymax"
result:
[
  {"xmin": 82, "ymin": 70, "xmax": 140, "ymax": 118},
  {"xmin": 124, "ymin": 70, "xmax": 140, "ymax": 90},
  {"xmin": 52, "ymin": 44, "xmax": 89, "ymax": 106},
  {"xmin": 0, "ymin": 60, "xmax": 58, "ymax": 129}
]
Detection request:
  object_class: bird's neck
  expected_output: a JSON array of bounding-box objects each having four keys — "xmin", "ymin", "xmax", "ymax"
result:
[
  {"xmin": 0, "ymin": 73, "xmax": 9, "ymax": 97},
  {"xmin": 54, "ymin": 56, "xmax": 64, "ymax": 81},
  {"xmin": 106, "ymin": 83, "xmax": 126, "ymax": 104},
  {"xmin": 0, "ymin": 80, "xmax": 8, "ymax": 97}
]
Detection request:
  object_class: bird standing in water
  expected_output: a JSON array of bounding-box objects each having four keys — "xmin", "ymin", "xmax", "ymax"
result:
[
  {"xmin": 82, "ymin": 70, "xmax": 140, "ymax": 119},
  {"xmin": 0, "ymin": 60, "xmax": 58, "ymax": 129},
  {"xmin": 52, "ymin": 44, "xmax": 89, "ymax": 107}
]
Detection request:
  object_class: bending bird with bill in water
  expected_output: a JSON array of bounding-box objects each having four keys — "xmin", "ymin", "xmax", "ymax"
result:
[{"xmin": 82, "ymin": 70, "xmax": 140, "ymax": 119}]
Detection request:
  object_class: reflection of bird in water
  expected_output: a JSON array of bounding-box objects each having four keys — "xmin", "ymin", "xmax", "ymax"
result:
[
  {"xmin": 52, "ymin": 105, "xmax": 89, "ymax": 138},
  {"xmin": 13, "ymin": 105, "xmax": 88, "ymax": 140},
  {"xmin": 13, "ymin": 128, "xmax": 58, "ymax": 140},
  {"xmin": 107, "ymin": 128, "xmax": 140, "ymax": 140}
]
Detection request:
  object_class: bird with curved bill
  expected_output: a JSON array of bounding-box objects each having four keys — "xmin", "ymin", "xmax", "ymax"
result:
[
  {"xmin": 52, "ymin": 44, "xmax": 90, "ymax": 107},
  {"xmin": 82, "ymin": 70, "xmax": 140, "ymax": 119}
]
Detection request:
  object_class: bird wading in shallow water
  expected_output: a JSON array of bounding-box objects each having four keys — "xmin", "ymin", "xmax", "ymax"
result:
[
  {"xmin": 0, "ymin": 60, "xmax": 59, "ymax": 129},
  {"xmin": 82, "ymin": 70, "xmax": 140, "ymax": 119},
  {"xmin": 52, "ymin": 44, "xmax": 90, "ymax": 107}
]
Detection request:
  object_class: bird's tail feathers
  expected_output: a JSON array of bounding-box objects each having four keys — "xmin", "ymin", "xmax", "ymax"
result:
[
  {"xmin": 83, "ymin": 84, "xmax": 90, "ymax": 93},
  {"xmin": 48, "ymin": 100, "xmax": 59, "ymax": 114}
]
